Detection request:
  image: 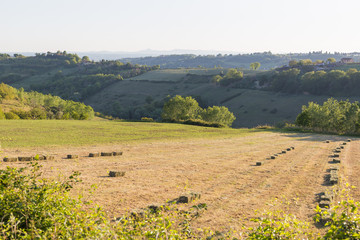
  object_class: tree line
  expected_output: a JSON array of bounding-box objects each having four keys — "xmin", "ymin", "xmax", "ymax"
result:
[
  {"xmin": 120, "ymin": 51, "xmax": 360, "ymax": 69},
  {"xmin": 161, "ymin": 95, "xmax": 236, "ymax": 127},
  {"xmin": 0, "ymin": 83, "xmax": 94, "ymax": 120},
  {"xmin": 295, "ymin": 98, "xmax": 360, "ymax": 134},
  {"xmin": 264, "ymin": 67, "xmax": 360, "ymax": 96}
]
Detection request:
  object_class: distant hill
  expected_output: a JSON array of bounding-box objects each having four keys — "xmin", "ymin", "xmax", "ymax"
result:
[
  {"xmin": 0, "ymin": 51, "xmax": 159, "ymax": 102},
  {"xmin": 121, "ymin": 52, "xmax": 360, "ymax": 70},
  {"xmin": 2, "ymin": 51, "xmax": 360, "ymax": 127}
]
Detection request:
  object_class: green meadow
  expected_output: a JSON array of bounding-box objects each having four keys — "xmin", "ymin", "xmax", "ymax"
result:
[{"xmin": 0, "ymin": 120, "xmax": 259, "ymax": 148}]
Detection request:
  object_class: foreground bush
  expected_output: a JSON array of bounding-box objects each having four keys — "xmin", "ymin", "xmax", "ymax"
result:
[
  {"xmin": 0, "ymin": 164, "xmax": 217, "ymax": 239},
  {"xmin": 315, "ymin": 185, "xmax": 360, "ymax": 239},
  {"xmin": 0, "ymin": 163, "xmax": 113, "ymax": 239}
]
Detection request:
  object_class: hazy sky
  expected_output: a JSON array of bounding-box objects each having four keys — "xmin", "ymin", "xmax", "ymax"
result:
[{"xmin": 1, "ymin": 0, "xmax": 359, "ymax": 53}]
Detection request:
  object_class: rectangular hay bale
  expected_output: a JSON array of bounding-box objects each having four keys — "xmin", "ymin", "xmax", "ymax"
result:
[
  {"xmin": 18, "ymin": 157, "xmax": 33, "ymax": 161},
  {"xmin": 89, "ymin": 153, "xmax": 100, "ymax": 157},
  {"xmin": 3, "ymin": 157, "xmax": 18, "ymax": 162},
  {"xmin": 319, "ymin": 200, "xmax": 331, "ymax": 208},
  {"xmin": 109, "ymin": 171, "xmax": 125, "ymax": 177},
  {"xmin": 45, "ymin": 155, "xmax": 54, "ymax": 160},
  {"xmin": 113, "ymin": 151, "xmax": 123, "ymax": 156},
  {"xmin": 101, "ymin": 152, "xmax": 113, "ymax": 157}
]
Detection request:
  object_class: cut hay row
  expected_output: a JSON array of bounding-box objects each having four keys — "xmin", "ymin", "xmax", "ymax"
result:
[
  {"xmin": 129, "ymin": 192, "xmax": 202, "ymax": 219},
  {"xmin": 318, "ymin": 140, "xmax": 348, "ymax": 216},
  {"xmin": 88, "ymin": 151, "xmax": 123, "ymax": 157},
  {"xmin": 2, "ymin": 150, "xmax": 124, "ymax": 163},
  {"xmin": 257, "ymin": 146, "xmax": 295, "ymax": 166},
  {"xmin": 167, "ymin": 192, "xmax": 202, "ymax": 204},
  {"xmin": 3, "ymin": 155, "xmax": 54, "ymax": 162},
  {"xmin": 109, "ymin": 171, "xmax": 125, "ymax": 177}
]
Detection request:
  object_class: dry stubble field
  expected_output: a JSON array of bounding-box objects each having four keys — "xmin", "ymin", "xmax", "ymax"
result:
[{"xmin": 1, "ymin": 130, "xmax": 359, "ymax": 233}]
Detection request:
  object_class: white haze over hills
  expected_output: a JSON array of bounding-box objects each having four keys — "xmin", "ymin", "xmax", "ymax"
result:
[{"xmin": 6, "ymin": 49, "xmax": 242, "ymax": 60}]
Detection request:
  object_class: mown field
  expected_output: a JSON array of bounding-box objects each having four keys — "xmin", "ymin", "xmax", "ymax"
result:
[
  {"xmin": 126, "ymin": 68, "xmax": 263, "ymax": 82},
  {"xmin": 127, "ymin": 69, "xmax": 224, "ymax": 82},
  {"xmin": 0, "ymin": 120, "xmax": 256, "ymax": 148},
  {"xmin": 1, "ymin": 120, "xmax": 359, "ymax": 236}
]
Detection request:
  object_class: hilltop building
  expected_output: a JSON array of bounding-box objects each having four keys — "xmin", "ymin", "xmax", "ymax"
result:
[{"xmin": 340, "ymin": 58, "xmax": 354, "ymax": 64}]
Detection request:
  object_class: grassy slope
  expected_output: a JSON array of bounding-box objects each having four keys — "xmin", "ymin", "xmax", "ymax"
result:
[
  {"xmin": 127, "ymin": 69, "xmax": 225, "ymax": 81},
  {"xmin": 0, "ymin": 120, "xmax": 258, "ymax": 148},
  {"xmin": 10, "ymin": 68, "xmax": 77, "ymax": 90}
]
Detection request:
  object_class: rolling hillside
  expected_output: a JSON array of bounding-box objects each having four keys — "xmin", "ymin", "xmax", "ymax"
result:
[
  {"xmin": 120, "ymin": 52, "xmax": 360, "ymax": 69},
  {"xmin": 84, "ymin": 69, "xmax": 360, "ymax": 127},
  {"xmin": 2, "ymin": 53, "xmax": 360, "ymax": 127}
]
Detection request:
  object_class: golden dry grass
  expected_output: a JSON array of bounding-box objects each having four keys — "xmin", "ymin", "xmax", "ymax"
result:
[{"xmin": 1, "ymin": 131, "xmax": 358, "ymax": 233}]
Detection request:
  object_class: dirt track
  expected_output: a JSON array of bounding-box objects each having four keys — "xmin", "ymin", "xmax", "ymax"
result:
[{"xmin": 1, "ymin": 132, "xmax": 358, "ymax": 232}]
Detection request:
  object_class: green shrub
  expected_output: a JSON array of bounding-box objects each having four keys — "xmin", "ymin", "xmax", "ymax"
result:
[
  {"xmin": 115, "ymin": 203, "xmax": 213, "ymax": 239},
  {"xmin": 5, "ymin": 111, "xmax": 20, "ymax": 120},
  {"xmin": 247, "ymin": 198, "xmax": 314, "ymax": 239},
  {"xmin": 0, "ymin": 106, "xmax": 5, "ymax": 119},
  {"xmin": 141, "ymin": 117, "xmax": 154, "ymax": 122},
  {"xmin": 0, "ymin": 163, "xmax": 114, "ymax": 238},
  {"xmin": 11, "ymin": 109, "xmax": 31, "ymax": 119},
  {"xmin": 162, "ymin": 95, "xmax": 236, "ymax": 127},
  {"xmin": 29, "ymin": 108, "xmax": 47, "ymax": 119},
  {"xmin": 315, "ymin": 184, "xmax": 360, "ymax": 239},
  {"xmin": 200, "ymin": 106, "xmax": 236, "ymax": 127},
  {"xmin": 162, "ymin": 95, "xmax": 201, "ymax": 121},
  {"xmin": 295, "ymin": 98, "xmax": 360, "ymax": 134},
  {"xmin": 182, "ymin": 119, "xmax": 226, "ymax": 128},
  {"xmin": 255, "ymin": 124, "xmax": 275, "ymax": 129}
]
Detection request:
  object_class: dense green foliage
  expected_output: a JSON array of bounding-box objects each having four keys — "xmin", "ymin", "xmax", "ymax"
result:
[
  {"xmin": 162, "ymin": 95, "xmax": 236, "ymax": 127},
  {"xmin": 0, "ymin": 163, "xmax": 113, "ymax": 239},
  {"xmin": 260, "ymin": 61, "xmax": 360, "ymax": 96},
  {"xmin": 295, "ymin": 98, "xmax": 360, "ymax": 134},
  {"xmin": 162, "ymin": 95, "xmax": 201, "ymax": 121},
  {"xmin": 250, "ymin": 62, "xmax": 261, "ymax": 70},
  {"xmin": 212, "ymin": 68, "xmax": 244, "ymax": 86},
  {"xmin": 200, "ymin": 106, "xmax": 236, "ymax": 127},
  {"xmin": 0, "ymin": 106, "xmax": 5, "ymax": 119},
  {"xmin": 0, "ymin": 83, "xmax": 94, "ymax": 120},
  {"xmin": 315, "ymin": 186, "xmax": 360, "ymax": 239}
]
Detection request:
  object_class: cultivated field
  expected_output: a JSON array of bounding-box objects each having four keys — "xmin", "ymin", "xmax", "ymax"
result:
[
  {"xmin": 126, "ymin": 69, "xmax": 225, "ymax": 82},
  {"xmin": 0, "ymin": 120, "xmax": 358, "ymax": 234}
]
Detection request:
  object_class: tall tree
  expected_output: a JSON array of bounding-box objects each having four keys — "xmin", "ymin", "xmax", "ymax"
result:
[
  {"xmin": 326, "ymin": 58, "xmax": 336, "ymax": 64},
  {"xmin": 250, "ymin": 62, "xmax": 261, "ymax": 70},
  {"xmin": 161, "ymin": 95, "xmax": 201, "ymax": 121}
]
